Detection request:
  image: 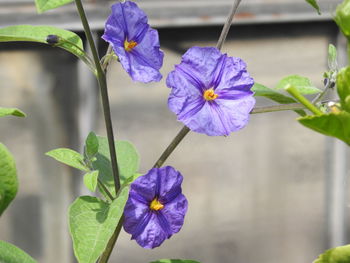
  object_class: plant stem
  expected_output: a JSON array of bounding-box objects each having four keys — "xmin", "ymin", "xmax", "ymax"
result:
[
  {"xmin": 153, "ymin": 126, "xmax": 190, "ymax": 168},
  {"xmin": 75, "ymin": 0, "xmax": 121, "ymax": 194},
  {"xmin": 251, "ymin": 103, "xmax": 304, "ymax": 114},
  {"xmin": 152, "ymin": 0, "xmax": 242, "ymax": 168},
  {"xmin": 98, "ymin": 217, "xmax": 124, "ymax": 263},
  {"xmin": 97, "ymin": 179, "xmax": 114, "ymax": 201},
  {"xmin": 285, "ymin": 85, "xmax": 323, "ymax": 115},
  {"xmin": 216, "ymin": 0, "xmax": 242, "ymax": 50}
]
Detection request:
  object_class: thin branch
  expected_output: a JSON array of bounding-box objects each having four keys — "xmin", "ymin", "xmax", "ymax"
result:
[{"xmin": 75, "ymin": 0, "xmax": 121, "ymax": 195}]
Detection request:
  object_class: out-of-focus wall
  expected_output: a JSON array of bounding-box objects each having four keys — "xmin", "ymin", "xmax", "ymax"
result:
[{"xmin": 0, "ymin": 22, "xmax": 347, "ymax": 263}]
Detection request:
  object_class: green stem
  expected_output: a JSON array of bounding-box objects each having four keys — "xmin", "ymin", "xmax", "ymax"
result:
[
  {"xmin": 97, "ymin": 179, "xmax": 114, "ymax": 201},
  {"xmin": 98, "ymin": 217, "xmax": 124, "ymax": 263},
  {"xmin": 285, "ymin": 85, "xmax": 323, "ymax": 115},
  {"xmin": 153, "ymin": 126, "xmax": 190, "ymax": 168},
  {"xmin": 74, "ymin": 0, "xmax": 121, "ymax": 195},
  {"xmin": 250, "ymin": 103, "xmax": 304, "ymax": 114}
]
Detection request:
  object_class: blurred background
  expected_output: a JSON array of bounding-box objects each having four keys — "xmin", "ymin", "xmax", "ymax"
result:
[{"xmin": 0, "ymin": 0, "xmax": 349, "ymax": 262}]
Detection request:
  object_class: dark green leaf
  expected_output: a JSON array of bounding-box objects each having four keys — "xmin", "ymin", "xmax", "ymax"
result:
[
  {"xmin": 83, "ymin": 171, "xmax": 99, "ymax": 192},
  {"xmin": 35, "ymin": 0, "xmax": 73, "ymax": 13},
  {"xmin": 150, "ymin": 260, "xmax": 201, "ymax": 263},
  {"xmin": 0, "ymin": 241, "xmax": 37, "ymax": 263},
  {"xmin": 69, "ymin": 187, "xmax": 129, "ymax": 263},
  {"xmin": 0, "ymin": 25, "xmax": 84, "ymax": 61},
  {"xmin": 336, "ymin": 67, "xmax": 350, "ymax": 112},
  {"xmin": 85, "ymin": 132, "xmax": 99, "ymax": 159},
  {"xmin": 305, "ymin": 0, "xmax": 321, "ymax": 15},
  {"xmin": 298, "ymin": 111, "xmax": 350, "ymax": 145},
  {"xmin": 0, "ymin": 143, "xmax": 18, "ymax": 216},
  {"xmin": 0, "ymin": 108, "xmax": 26, "ymax": 118},
  {"xmin": 252, "ymin": 83, "xmax": 306, "ymax": 116},
  {"xmin": 93, "ymin": 137, "xmax": 139, "ymax": 198},
  {"xmin": 46, "ymin": 148, "xmax": 89, "ymax": 172},
  {"xmin": 313, "ymin": 244, "xmax": 350, "ymax": 263},
  {"xmin": 276, "ymin": 75, "xmax": 321, "ymax": 95}
]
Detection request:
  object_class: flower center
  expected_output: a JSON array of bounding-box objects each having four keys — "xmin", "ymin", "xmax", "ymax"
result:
[
  {"xmin": 150, "ymin": 198, "xmax": 164, "ymax": 211},
  {"xmin": 124, "ymin": 39, "xmax": 138, "ymax": 52},
  {"xmin": 203, "ymin": 89, "xmax": 218, "ymax": 101}
]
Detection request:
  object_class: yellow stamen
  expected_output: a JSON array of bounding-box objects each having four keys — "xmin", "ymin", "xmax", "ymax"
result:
[
  {"xmin": 124, "ymin": 39, "xmax": 138, "ymax": 52},
  {"xmin": 203, "ymin": 89, "xmax": 218, "ymax": 101},
  {"xmin": 150, "ymin": 198, "xmax": 164, "ymax": 211}
]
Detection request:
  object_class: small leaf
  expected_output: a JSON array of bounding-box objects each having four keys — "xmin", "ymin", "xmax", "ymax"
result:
[
  {"xmin": 305, "ymin": 0, "xmax": 321, "ymax": 15},
  {"xmin": 276, "ymin": 75, "xmax": 321, "ymax": 95},
  {"xmin": 252, "ymin": 83, "xmax": 306, "ymax": 116},
  {"xmin": 93, "ymin": 137, "xmax": 139, "ymax": 199},
  {"xmin": 328, "ymin": 44, "xmax": 338, "ymax": 71},
  {"xmin": 85, "ymin": 132, "xmax": 99, "ymax": 159},
  {"xmin": 46, "ymin": 148, "xmax": 89, "ymax": 172},
  {"xmin": 313, "ymin": 244, "xmax": 350, "ymax": 263},
  {"xmin": 0, "ymin": 107, "xmax": 26, "ymax": 118},
  {"xmin": 69, "ymin": 187, "xmax": 129, "ymax": 263},
  {"xmin": 336, "ymin": 67, "xmax": 350, "ymax": 112},
  {"xmin": 0, "ymin": 241, "xmax": 37, "ymax": 263},
  {"xmin": 298, "ymin": 111, "xmax": 350, "ymax": 145},
  {"xmin": 0, "ymin": 143, "xmax": 18, "ymax": 216},
  {"xmin": 35, "ymin": 0, "xmax": 73, "ymax": 13},
  {"xmin": 83, "ymin": 171, "xmax": 99, "ymax": 192},
  {"xmin": 150, "ymin": 260, "xmax": 201, "ymax": 263},
  {"xmin": 0, "ymin": 25, "xmax": 84, "ymax": 61},
  {"xmin": 121, "ymin": 173, "xmax": 142, "ymax": 187}
]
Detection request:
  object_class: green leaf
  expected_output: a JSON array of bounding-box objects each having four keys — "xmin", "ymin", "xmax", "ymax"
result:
[
  {"xmin": 336, "ymin": 67, "xmax": 350, "ymax": 112},
  {"xmin": 0, "ymin": 25, "xmax": 84, "ymax": 61},
  {"xmin": 93, "ymin": 137, "xmax": 139, "ymax": 198},
  {"xmin": 0, "ymin": 240, "xmax": 37, "ymax": 263},
  {"xmin": 305, "ymin": 0, "xmax": 321, "ymax": 15},
  {"xmin": 46, "ymin": 148, "xmax": 89, "ymax": 172},
  {"xmin": 83, "ymin": 171, "xmax": 99, "ymax": 192},
  {"xmin": 298, "ymin": 111, "xmax": 350, "ymax": 145},
  {"xmin": 0, "ymin": 143, "xmax": 18, "ymax": 216},
  {"xmin": 69, "ymin": 186, "xmax": 129, "ymax": 263},
  {"xmin": 313, "ymin": 244, "xmax": 350, "ymax": 263},
  {"xmin": 276, "ymin": 75, "xmax": 321, "ymax": 95},
  {"xmin": 252, "ymin": 83, "xmax": 306, "ymax": 116},
  {"xmin": 85, "ymin": 132, "xmax": 99, "ymax": 159},
  {"xmin": 328, "ymin": 44, "xmax": 338, "ymax": 71},
  {"xmin": 121, "ymin": 173, "xmax": 142, "ymax": 187},
  {"xmin": 35, "ymin": 0, "xmax": 73, "ymax": 13},
  {"xmin": 0, "ymin": 107, "xmax": 26, "ymax": 118},
  {"xmin": 335, "ymin": 0, "xmax": 350, "ymax": 39},
  {"xmin": 150, "ymin": 260, "xmax": 201, "ymax": 263}
]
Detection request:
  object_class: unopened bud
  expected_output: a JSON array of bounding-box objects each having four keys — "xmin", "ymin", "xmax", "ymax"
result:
[{"xmin": 46, "ymin": 35, "xmax": 60, "ymax": 45}]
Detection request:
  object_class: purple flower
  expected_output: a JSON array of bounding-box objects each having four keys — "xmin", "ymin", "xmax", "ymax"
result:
[
  {"xmin": 102, "ymin": 1, "xmax": 164, "ymax": 83},
  {"xmin": 167, "ymin": 46, "xmax": 255, "ymax": 136},
  {"xmin": 123, "ymin": 166, "xmax": 188, "ymax": 249}
]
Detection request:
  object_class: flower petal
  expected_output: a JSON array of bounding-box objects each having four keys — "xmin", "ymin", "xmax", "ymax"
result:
[
  {"xmin": 130, "ymin": 169, "xmax": 158, "ymax": 202},
  {"xmin": 123, "ymin": 197, "xmax": 150, "ymax": 235},
  {"xmin": 157, "ymin": 166, "xmax": 183, "ymax": 204},
  {"xmin": 134, "ymin": 212, "xmax": 169, "ymax": 249},
  {"xmin": 161, "ymin": 194, "xmax": 188, "ymax": 234},
  {"xmin": 178, "ymin": 46, "xmax": 223, "ymax": 88}
]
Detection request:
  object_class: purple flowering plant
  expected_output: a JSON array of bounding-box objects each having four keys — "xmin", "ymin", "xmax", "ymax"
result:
[{"xmin": 1, "ymin": 0, "xmax": 350, "ymax": 262}]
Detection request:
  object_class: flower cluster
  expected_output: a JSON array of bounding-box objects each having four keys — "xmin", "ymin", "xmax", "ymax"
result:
[
  {"xmin": 123, "ymin": 166, "xmax": 188, "ymax": 249},
  {"xmin": 103, "ymin": 0, "xmax": 255, "ymax": 250}
]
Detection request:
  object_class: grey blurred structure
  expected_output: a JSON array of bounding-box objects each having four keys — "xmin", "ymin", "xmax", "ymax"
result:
[{"xmin": 0, "ymin": 0, "xmax": 349, "ymax": 263}]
